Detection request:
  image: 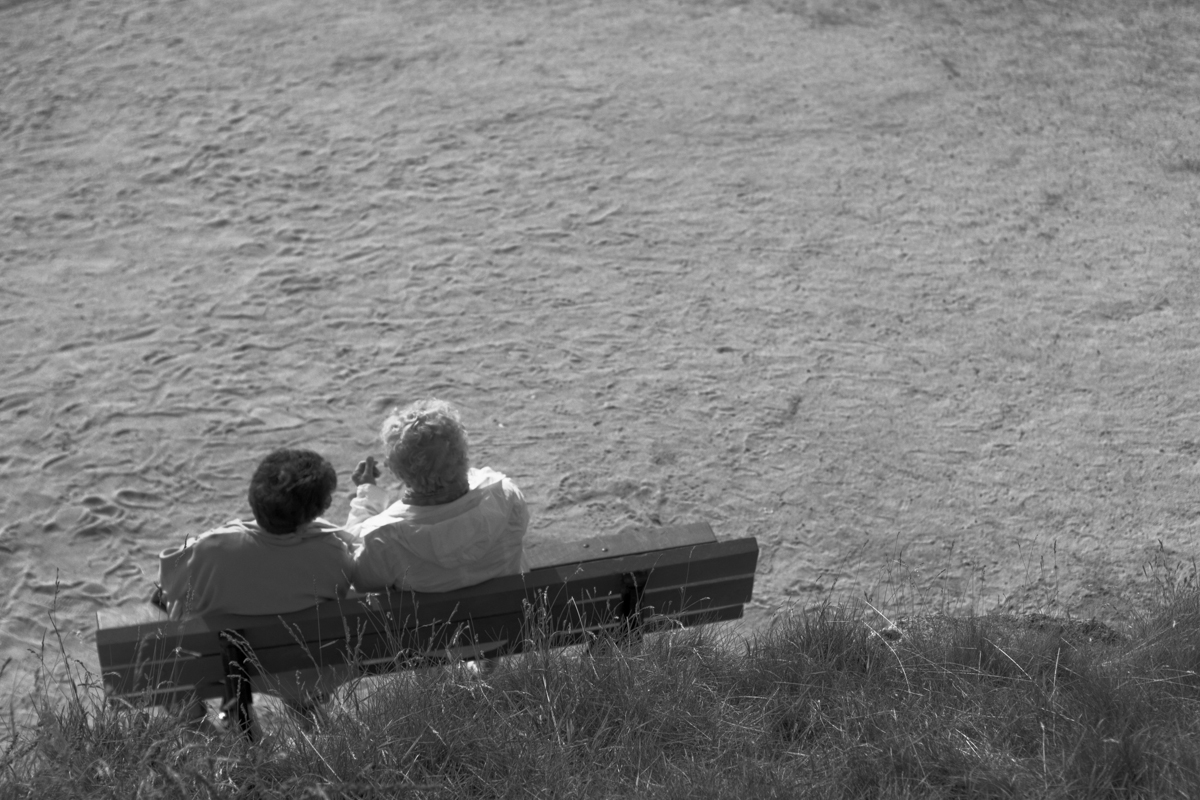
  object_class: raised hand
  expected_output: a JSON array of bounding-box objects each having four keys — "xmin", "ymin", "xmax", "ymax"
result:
[{"xmin": 352, "ymin": 456, "xmax": 381, "ymax": 486}]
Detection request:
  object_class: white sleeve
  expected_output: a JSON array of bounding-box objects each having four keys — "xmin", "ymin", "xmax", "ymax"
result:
[
  {"xmin": 351, "ymin": 533, "xmax": 398, "ymax": 593},
  {"xmin": 345, "ymin": 484, "xmax": 389, "ymax": 534},
  {"xmin": 505, "ymin": 479, "xmax": 531, "ymax": 573}
]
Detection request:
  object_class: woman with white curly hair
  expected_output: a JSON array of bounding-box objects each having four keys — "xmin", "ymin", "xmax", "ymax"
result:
[{"xmin": 345, "ymin": 398, "xmax": 529, "ymax": 592}]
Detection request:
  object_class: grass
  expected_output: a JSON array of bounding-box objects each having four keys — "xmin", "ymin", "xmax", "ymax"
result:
[{"xmin": 8, "ymin": 578, "xmax": 1200, "ymax": 799}]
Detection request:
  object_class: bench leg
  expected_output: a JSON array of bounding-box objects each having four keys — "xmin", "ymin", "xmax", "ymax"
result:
[
  {"xmin": 619, "ymin": 571, "xmax": 647, "ymax": 645},
  {"xmin": 218, "ymin": 630, "xmax": 255, "ymax": 741},
  {"xmin": 587, "ymin": 572, "xmax": 648, "ymax": 655}
]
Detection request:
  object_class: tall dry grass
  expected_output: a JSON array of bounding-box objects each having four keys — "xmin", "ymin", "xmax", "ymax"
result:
[{"xmin": 6, "ymin": 570, "xmax": 1200, "ymax": 799}]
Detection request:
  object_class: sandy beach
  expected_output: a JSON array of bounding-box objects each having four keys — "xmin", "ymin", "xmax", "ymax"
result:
[{"xmin": 2, "ymin": 0, "xmax": 1199, "ymax": 720}]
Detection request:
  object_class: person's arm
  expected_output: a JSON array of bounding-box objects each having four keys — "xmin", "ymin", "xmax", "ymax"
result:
[
  {"xmin": 504, "ymin": 479, "xmax": 531, "ymax": 573},
  {"xmin": 336, "ymin": 544, "xmax": 357, "ymax": 598},
  {"xmin": 350, "ymin": 533, "xmax": 399, "ymax": 593},
  {"xmin": 346, "ymin": 457, "xmax": 386, "ymax": 533},
  {"xmin": 157, "ymin": 542, "xmax": 194, "ymax": 620},
  {"xmin": 346, "ymin": 484, "xmax": 389, "ymax": 533},
  {"xmin": 156, "ymin": 525, "xmax": 230, "ymax": 618}
]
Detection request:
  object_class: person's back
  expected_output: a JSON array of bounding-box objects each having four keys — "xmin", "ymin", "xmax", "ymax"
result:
[
  {"xmin": 346, "ymin": 399, "xmax": 529, "ymax": 593},
  {"xmin": 158, "ymin": 448, "xmax": 354, "ymax": 619},
  {"xmin": 156, "ymin": 448, "xmax": 356, "ymax": 728}
]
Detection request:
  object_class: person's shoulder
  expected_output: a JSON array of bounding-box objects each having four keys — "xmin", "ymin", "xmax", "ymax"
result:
[
  {"xmin": 307, "ymin": 517, "xmax": 349, "ymax": 534},
  {"xmin": 189, "ymin": 518, "xmax": 259, "ymax": 546},
  {"xmin": 471, "ymin": 466, "xmax": 518, "ymax": 489},
  {"xmin": 496, "ymin": 472, "xmax": 526, "ymax": 500},
  {"xmin": 357, "ymin": 513, "xmax": 420, "ymax": 544},
  {"xmin": 306, "ymin": 518, "xmax": 357, "ymax": 550},
  {"xmin": 471, "ymin": 467, "xmax": 527, "ymax": 506}
]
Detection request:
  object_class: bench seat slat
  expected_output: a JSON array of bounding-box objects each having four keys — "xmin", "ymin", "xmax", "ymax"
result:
[{"xmin": 524, "ymin": 522, "xmax": 716, "ymax": 569}]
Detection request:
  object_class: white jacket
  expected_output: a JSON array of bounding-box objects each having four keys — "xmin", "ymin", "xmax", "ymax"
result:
[{"xmin": 347, "ymin": 467, "xmax": 529, "ymax": 593}]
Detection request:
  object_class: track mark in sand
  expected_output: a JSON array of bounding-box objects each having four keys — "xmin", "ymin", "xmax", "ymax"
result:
[
  {"xmin": 71, "ymin": 581, "xmax": 111, "ymax": 597},
  {"xmin": 102, "ymin": 557, "xmax": 143, "ymax": 578},
  {"xmin": 80, "ymin": 495, "xmax": 123, "ymax": 516},
  {"xmin": 40, "ymin": 453, "xmax": 70, "ymax": 471},
  {"xmin": 62, "ymin": 496, "xmax": 128, "ymax": 539},
  {"xmin": 584, "ymin": 203, "xmax": 622, "ymax": 225},
  {"xmin": 277, "ymin": 273, "xmax": 333, "ymax": 294},
  {"xmin": 57, "ymin": 338, "xmax": 100, "ymax": 352},
  {"xmin": 545, "ymin": 471, "xmax": 604, "ymax": 510},
  {"xmin": 274, "ymin": 228, "xmax": 323, "ymax": 247},
  {"xmin": 71, "ymin": 520, "xmax": 116, "ymax": 539},
  {"xmin": 27, "ymin": 577, "xmax": 81, "ymax": 594},
  {"xmin": 109, "ymin": 325, "xmax": 160, "ymax": 343},
  {"xmin": 69, "ymin": 513, "xmax": 119, "ymax": 537},
  {"xmin": 0, "ymin": 454, "xmax": 33, "ymax": 472},
  {"xmin": 0, "ymin": 391, "xmax": 42, "ymax": 413},
  {"xmin": 247, "ymin": 407, "xmax": 305, "ymax": 430},
  {"xmin": 114, "ymin": 488, "xmax": 167, "ymax": 509}
]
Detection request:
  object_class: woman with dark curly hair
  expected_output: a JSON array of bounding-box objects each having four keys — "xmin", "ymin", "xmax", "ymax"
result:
[
  {"xmin": 158, "ymin": 448, "xmax": 354, "ymax": 619},
  {"xmin": 156, "ymin": 448, "xmax": 356, "ymax": 729},
  {"xmin": 347, "ymin": 398, "xmax": 529, "ymax": 593}
]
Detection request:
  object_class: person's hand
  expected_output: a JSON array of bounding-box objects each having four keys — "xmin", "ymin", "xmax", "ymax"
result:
[
  {"xmin": 352, "ymin": 456, "xmax": 380, "ymax": 486},
  {"xmin": 149, "ymin": 584, "xmax": 168, "ymax": 612}
]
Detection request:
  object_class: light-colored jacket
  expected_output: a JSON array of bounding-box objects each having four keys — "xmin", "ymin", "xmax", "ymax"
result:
[
  {"xmin": 347, "ymin": 467, "xmax": 529, "ymax": 593},
  {"xmin": 158, "ymin": 518, "xmax": 355, "ymax": 619}
]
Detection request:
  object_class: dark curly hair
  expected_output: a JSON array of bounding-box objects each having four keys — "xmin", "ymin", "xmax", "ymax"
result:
[{"xmin": 247, "ymin": 448, "xmax": 337, "ymax": 534}]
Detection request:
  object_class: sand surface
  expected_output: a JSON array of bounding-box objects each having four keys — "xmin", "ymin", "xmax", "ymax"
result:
[{"xmin": 2, "ymin": 0, "xmax": 1199, "ymax": 719}]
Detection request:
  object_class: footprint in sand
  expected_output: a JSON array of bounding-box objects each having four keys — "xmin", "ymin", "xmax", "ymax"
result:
[
  {"xmin": 80, "ymin": 495, "xmax": 123, "ymax": 517},
  {"xmin": 71, "ymin": 519, "xmax": 116, "ymax": 539},
  {"xmin": 70, "ymin": 501, "xmax": 124, "ymax": 539},
  {"xmin": 68, "ymin": 581, "xmax": 111, "ymax": 598},
  {"xmin": 114, "ymin": 488, "xmax": 167, "ymax": 509},
  {"xmin": 102, "ymin": 557, "xmax": 144, "ymax": 579},
  {"xmin": 248, "ymin": 407, "xmax": 305, "ymax": 430},
  {"xmin": 28, "ymin": 577, "xmax": 83, "ymax": 594}
]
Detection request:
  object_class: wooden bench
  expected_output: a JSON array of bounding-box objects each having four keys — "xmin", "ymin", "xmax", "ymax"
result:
[{"xmin": 96, "ymin": 523, "xmax": 758, "ymax": 737}]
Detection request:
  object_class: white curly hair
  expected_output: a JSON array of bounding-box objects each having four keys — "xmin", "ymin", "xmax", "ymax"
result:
[{"xmin": 379, "ymin": 398, "xmax": 470, "ymax": 496}]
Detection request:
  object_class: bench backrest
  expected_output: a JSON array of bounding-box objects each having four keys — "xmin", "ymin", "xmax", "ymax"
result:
[{"xmin": 96, "ymin": 524, "xmax": 758, "ymax": 704}]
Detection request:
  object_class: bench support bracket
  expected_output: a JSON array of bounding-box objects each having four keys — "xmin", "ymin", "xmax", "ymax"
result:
[
  {"xmin": 620, "ymin": 570, "xmax": 649, "ymax": 643},
  {"xmin": 218, "ymin": 630, "xmax": 255, "ymax": 741}
]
